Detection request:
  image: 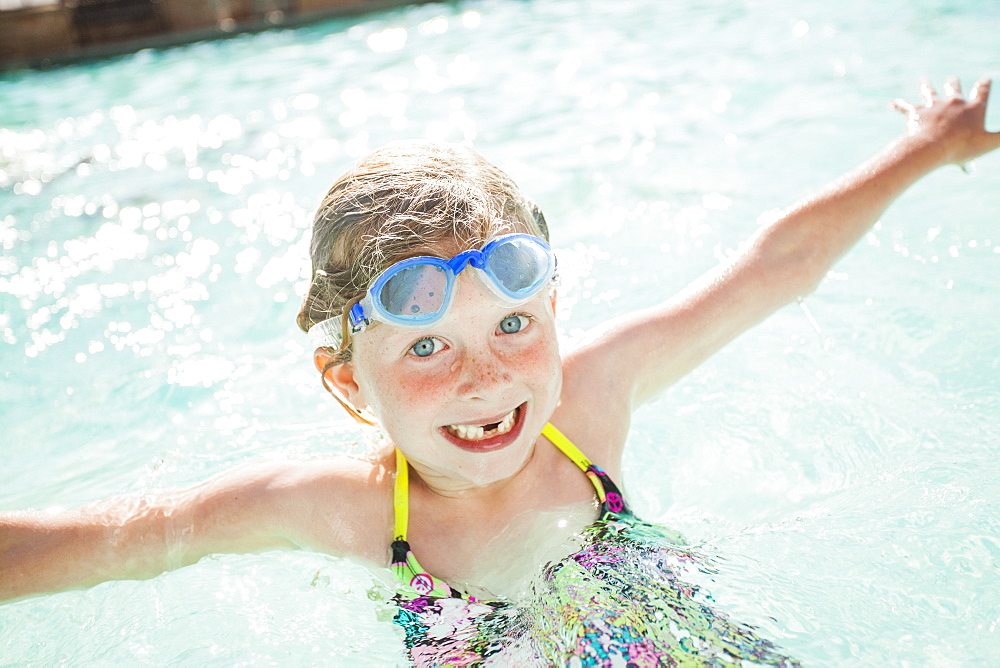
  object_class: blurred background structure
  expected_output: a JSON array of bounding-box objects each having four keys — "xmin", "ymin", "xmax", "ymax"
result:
[{"xmin": 0, "ymin": 0, "xmax": 427, "ymax": 68}]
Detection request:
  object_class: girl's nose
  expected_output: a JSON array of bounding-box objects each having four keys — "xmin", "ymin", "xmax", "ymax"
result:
[{"xmin": 455, "ymin": 347, "xmax": 513, "ymax": 400}]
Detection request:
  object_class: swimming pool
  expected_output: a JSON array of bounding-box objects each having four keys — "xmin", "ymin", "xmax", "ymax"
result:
[{"xmin": 2, "ymin": 0, "xmax": 998, "ymax": 663}]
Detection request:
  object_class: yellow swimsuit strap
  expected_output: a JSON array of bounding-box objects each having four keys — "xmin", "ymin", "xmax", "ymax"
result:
[
  {"xmin": 541, "ymin": 422, "xmax": 592, "ymax": 469},
  {"xmin": 391, "ymin": 448, "xmax": 455, "ymax": 598},
  {"xmin": 541, "ymin": 421, "xmax": 607, "ymax": 502},
  {"xmin": 393, "ymin": 447, "xmax": 409, "ymax": 542}
]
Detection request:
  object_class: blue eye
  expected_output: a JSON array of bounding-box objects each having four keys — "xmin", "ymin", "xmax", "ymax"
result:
[
  {"xmin": 410, "ymin": 337, "xmax": 442, "ymax": 358},
  {"xmin": 498, "ymin": 315, "xmax": 528, "ymax": 335}
]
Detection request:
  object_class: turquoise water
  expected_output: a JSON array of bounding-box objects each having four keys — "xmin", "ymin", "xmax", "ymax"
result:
[{"xmin": 2, "ymin": 0, "xmax": 999, "ymax": 663}]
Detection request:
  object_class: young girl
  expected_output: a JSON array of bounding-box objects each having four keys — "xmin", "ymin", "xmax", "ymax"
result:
[{"xmin": 2, "ymin": 77, "xmax": 998, "ymax": 666}]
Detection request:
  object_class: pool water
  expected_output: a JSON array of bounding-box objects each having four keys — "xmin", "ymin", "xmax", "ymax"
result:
[{"xmin": 2, "ymin": 0, "xmax": 999, "ymax": 664}]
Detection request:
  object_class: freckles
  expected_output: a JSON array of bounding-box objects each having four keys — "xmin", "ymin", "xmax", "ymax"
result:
[
  {"xmin": 396, "ymin": 369, "xmax": 452, "ymax": 402},
  {"xmin": 502, "ymin": 340, "xmax": 560, "ymax": 379},
  {"xmin": 515, "ymin": 335, "xmax": 559, "ymax": 365}
]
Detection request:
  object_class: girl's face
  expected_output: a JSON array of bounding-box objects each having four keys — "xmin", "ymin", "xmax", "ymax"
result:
[{"xmin": 346, "ymin": 270, "xmax": 562, "ymax": 492}]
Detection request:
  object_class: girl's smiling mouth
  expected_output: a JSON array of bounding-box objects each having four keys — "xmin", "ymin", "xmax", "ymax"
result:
[{"xmin": 440, "ymin": 404, "xmax": 526, "ymax": 452}]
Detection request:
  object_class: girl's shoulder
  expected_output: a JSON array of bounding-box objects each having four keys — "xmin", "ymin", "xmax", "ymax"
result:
[
  {"xmin": 271, "ymin": 449, "xmax": 394, "ymax": 489},
  {"xmin": 554, "ymin": 348, "xmax": 634, "ymax": 478}
]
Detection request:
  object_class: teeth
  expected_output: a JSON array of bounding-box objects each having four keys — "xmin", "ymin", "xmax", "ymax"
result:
[{"xmin": 447, "ymin": 407, "xmax": 518, "ymax": 442}]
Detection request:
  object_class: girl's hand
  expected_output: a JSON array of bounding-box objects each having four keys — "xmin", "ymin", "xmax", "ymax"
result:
[{"xmin": 891, "ymin": 77, "xmax": 1000, "ymax": 168}]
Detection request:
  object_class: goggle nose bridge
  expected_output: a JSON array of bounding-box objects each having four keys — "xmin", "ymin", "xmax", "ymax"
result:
[{"xmin": 446, "ymin": 248, "xmax": 487, "ymax": 274}]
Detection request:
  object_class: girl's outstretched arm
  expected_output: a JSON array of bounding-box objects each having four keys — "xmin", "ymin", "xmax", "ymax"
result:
[
  {"xmin": 566, "ymin": 77, "xmax": 1000, "ymax": 410},
  {"xmin": 0, "ymin": 458, "xmax": 381, "ymax": 603}
]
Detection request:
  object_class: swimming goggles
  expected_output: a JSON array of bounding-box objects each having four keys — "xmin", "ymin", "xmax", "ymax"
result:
[{"xmin": 308, "ymin": 233, "xmax": 557, "ymax": 348}]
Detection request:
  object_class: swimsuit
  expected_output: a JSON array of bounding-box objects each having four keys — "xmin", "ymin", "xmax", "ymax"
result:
[{"xmin": 388, "ymin": 423, "xmax": 800, "ymax": 667}]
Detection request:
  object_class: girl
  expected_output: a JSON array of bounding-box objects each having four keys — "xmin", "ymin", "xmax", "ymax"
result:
[{"xmin": 2, "ymin": 77, "xmax": 998, "ymax": 666}]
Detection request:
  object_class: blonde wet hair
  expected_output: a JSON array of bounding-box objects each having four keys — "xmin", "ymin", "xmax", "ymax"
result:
[{"xmin": 296, "ymin": 140, "xmax": 549, "ymax": 422}]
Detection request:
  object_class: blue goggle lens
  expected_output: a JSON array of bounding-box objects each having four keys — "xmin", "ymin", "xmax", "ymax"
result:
[
  {"xmin": 483, "ymin": 235, "xmax": 552, "ymax": 298},
  {"xmin": 377, "ymin": 263, "xmax": 449, "ymax": 320}
]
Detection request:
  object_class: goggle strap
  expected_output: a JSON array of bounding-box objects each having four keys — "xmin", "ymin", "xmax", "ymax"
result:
[
  {"xmin": 307, "ymin": 317, "xmax": 342, "ymax": 349},
  {"xmin": 349, "ymin": 300, "xmax": 370, "ymax": 334}
]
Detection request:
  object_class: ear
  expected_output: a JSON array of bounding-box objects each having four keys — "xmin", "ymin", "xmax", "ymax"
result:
[
  {"xmin": 314, "ymin": 348, "xmax": 365, "ymax": 407},
  {"xmin": 549, "ymin": 289, "xmax": 558, "ymax": 313}
]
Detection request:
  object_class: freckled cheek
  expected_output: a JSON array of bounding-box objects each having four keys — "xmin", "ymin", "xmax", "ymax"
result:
[
  {"xmin": 357, "ymin": 341, "xmax": 452, "ymax": 414},
  {"xmin": 391, "ymin": 367, "xmax": 456, "ymax": 407},
  {"xmin": 501, "ymin": 340, "xmax": 561, "ymax": 384}
]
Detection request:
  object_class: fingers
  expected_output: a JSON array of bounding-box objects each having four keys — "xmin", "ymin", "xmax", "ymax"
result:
[
  {"xmin": 919, "ymin": 78, "xmax": 937, "ymax": 107},
  {"xmin": 970, "ymin": 78, "xmax": 991, "ymax": 104},
  {"xmin": 891, "ymin": 98, "xmax": 915, "ymax": 115},
  {"xmin": 943, "ymin": 76, "xmax": 962, "ymax": 98},
  {"xmin": 901, "ymin": 76, "xmax": 989, "ymax": 110},
  {"xmin": 894, "ymin": 76, "xmax": 995, "ymax": 140}
]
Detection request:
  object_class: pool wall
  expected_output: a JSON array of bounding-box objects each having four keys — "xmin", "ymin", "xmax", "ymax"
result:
[{"xmin": 0, "ymin": 0, "xmax": 432, "ymax": 69}]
